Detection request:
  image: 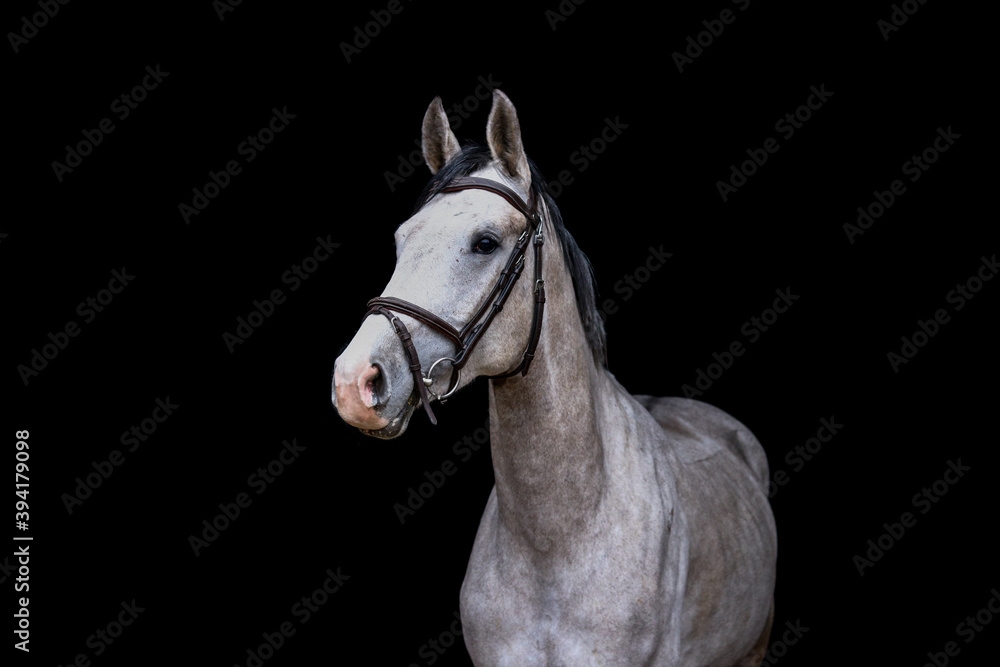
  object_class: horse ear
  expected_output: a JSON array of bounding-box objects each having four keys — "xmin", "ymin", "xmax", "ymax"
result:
[
  {"xmin": 486, "ymin": 90, "xmax": 530, "ymax": 184},
  {"xmin": 422, "ymin": 97, "xmax": 461, "ymax": 174}
]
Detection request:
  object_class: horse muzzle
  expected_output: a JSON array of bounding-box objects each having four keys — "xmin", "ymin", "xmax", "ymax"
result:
[
  {"xmin": 332, "ymin": 355, "xmax": 391, "ymax": 432},
  {"xmin": 332, "ymin": 314, "xmax": 453, "ymax": 437}
]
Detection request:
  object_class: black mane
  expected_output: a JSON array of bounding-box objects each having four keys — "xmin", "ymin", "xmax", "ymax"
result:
[{"xmin": 414, "ymin": 143, "xmax": 607, "ymax": 368}]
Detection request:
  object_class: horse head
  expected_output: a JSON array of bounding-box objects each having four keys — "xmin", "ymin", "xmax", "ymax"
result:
[{"xmin": 333, "ymin": 90, "xmax": 545, "ymax": 438}]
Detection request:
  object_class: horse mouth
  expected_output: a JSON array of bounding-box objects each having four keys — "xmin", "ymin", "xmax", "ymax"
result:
[{"xmin": 359, "ymin": 390, "xmax": 420, "ymax": 439}]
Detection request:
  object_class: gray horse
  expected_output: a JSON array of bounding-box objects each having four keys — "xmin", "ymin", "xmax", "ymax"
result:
[{"xmin": 333, "ymin": 90, "xmax": 777, "ymax": 666}]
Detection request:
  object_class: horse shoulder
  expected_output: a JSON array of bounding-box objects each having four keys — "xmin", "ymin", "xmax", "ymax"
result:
[
  {"xmin": 631, "ymin": 394, "xmax": 770, "ymax": 487},
  {"xmin": 632, "ymin": 394, "xmax": 777, "ymax": 665}
]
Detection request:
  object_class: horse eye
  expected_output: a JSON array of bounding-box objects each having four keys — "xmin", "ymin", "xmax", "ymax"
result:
[{"xmin": 473, "ymin": 236, "xmax": 498, "ymax": 254}]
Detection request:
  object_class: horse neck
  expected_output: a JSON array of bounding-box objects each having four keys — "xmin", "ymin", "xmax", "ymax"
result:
[{"xmin": 487, "ymin": 217, "xmax": 613, "ymax": 555}]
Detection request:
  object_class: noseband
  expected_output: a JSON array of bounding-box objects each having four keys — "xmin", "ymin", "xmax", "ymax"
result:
[{"xmin": 364, "ymin": 176, "xmax": 546, "ymax": 425}]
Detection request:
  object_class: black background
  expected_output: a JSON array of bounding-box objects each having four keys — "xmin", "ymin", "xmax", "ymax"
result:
[{"xmin": 6, "ymin": 0, "xmax": 996, "ymax": 665}]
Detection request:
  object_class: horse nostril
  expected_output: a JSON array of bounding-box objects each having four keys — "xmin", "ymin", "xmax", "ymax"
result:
[{"xmin": 367, "ymin": 364, "xmax": 385, "ymax": 408}]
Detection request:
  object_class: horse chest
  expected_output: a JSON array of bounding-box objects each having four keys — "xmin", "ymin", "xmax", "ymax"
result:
[{"xmin": 461, "ymin": 508, "xmax": 666, "ymax": 664}]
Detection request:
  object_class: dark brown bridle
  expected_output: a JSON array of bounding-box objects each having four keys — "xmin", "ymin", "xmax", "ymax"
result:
[{"xmin": 365, "ymin": 176, "xmax": 546, "ymax": 425}]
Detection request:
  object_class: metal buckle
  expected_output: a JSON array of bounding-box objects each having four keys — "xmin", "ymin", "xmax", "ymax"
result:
[{"xmin": 423, "ymin": 357, "xmax": 461, "ymax": 402}]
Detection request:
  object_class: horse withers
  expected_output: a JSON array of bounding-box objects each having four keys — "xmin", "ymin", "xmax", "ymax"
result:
[{"xmin": 332, "ymin": 89, "xmax": 777, "ymax": 666}]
